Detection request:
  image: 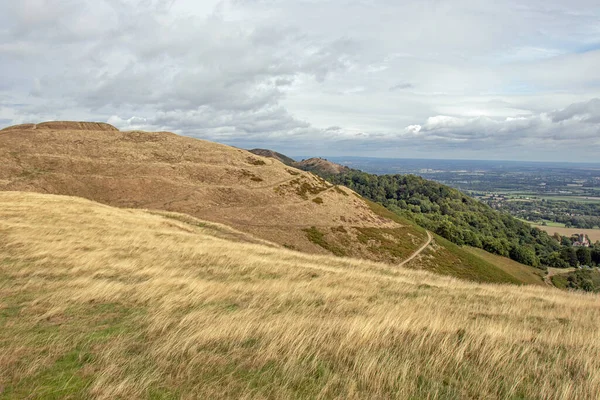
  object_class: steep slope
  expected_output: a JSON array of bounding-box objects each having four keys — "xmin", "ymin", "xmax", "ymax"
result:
[
  {"xmin": 1, "ymin": 191, "xmax": 599, "ymax": 399},
  {"xmin": 463, "ymin": 247, "xmax": 547, "ymax": 286},
  {"xmin": 248, "ymin": 148, "xmax": 296, "ymax": 166},
  {"xmin": 0, "ymin": 121, "xmax": 424, "ymax": 263}
]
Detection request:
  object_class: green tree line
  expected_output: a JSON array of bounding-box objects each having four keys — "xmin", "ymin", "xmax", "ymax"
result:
[{"xmin": 315, "ymin": 170, "xmax": 584, "ymax": 268}]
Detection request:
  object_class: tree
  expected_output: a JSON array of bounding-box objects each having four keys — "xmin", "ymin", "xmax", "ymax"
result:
[
  {"xmin": 591, "ymin": 247, "xmax": 600, "ymax": 266},
  {"xmin": 547, "ymin": 252, "xmax": 569, "ymax": 268},
  {"xmin": 577, "ymin": 247, "xmax": 592, "ymax": 266},
  {"xmin": 509, "ymin": 246, "xmax": 540, "ymax": 267},
  {"xmin": 436, "ymin": 219, "xmax": 464, "ymax": 245},
  {"xmin": 561, "ymin": 247, "xmax": 578, "ymax": 267}
]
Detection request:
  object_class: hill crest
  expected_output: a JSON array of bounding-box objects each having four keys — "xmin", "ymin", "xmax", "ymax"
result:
[
  {"xmin": 295, "ymin": 157, "xmax": 350, "ymax": 175},
  {"xmin": 0, "ymin": 121, "xmax": 423, "ymax": 263},
  {"xmin": 249, "ymin": 148, "xmax": 296, "ymax": 166},
  {"xmin": 1, "ymin": 121, "xmax": 119, "ymax": 132}
]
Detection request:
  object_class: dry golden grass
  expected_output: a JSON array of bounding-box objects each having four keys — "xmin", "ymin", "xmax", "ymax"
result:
[{"xmin": 1, "ymin": 191, "xmax": 600, "ymax": 399}]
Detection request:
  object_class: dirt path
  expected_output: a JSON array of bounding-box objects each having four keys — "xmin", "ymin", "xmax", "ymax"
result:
[
  {"xmin": 544, "ymin": 267, "xmax": 576, "ymax": 286},
  {"xmin": 399, "ymin": 231, "xmax": 433, "ymax": 267}
]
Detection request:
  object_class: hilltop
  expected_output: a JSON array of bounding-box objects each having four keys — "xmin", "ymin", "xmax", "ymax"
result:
[
  {"xmin": 248, "ymin": 148, "xmax": 296, "ymax": 166},
  {"xmin": 295, "ymin": 157, "xmax": 351, "ymax": 175},
  {"xmin": 0, "ymin": 122, "xmax": 549, "ymax": 284},
  {"xmin": 0, "ymin": 121, "xmax": 424, "ymax": 264},
  {"xmin": 1, "ymin": 191, "xmax": 598, "ymax": 399},
  {"xmin": 248, "ymin": 150, "xmax": 351, "ymax": 176}
]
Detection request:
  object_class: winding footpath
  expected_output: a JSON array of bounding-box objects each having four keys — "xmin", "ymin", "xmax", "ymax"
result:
[{"xmin": 399, "ymin": 230, "xmax": 433, "ymax": 267}]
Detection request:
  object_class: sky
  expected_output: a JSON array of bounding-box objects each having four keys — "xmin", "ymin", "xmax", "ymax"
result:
[{"xmin": 1, "ymin": 0, "xmax": 600, "ymax": 162}]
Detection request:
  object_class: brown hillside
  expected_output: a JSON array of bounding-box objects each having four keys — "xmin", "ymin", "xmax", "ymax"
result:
[
  {"xmin": 0, "ymin": 121, "xmax": 425, "ymax": 262},
  {"xmin": 249, "ymin": 148, "xmax": 296, "ymax": 166},
  {"xmin": 295, "ymin": 157, "xmax": 351, "ymax": 175}
]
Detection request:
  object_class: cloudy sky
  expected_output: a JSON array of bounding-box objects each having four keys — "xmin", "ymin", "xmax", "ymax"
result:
[{"xmin": 1, "ymin": 0, "xmax": 600, "ymax": 161}]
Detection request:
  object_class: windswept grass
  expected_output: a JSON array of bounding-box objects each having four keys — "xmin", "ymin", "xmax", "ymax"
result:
[{"xmin": 1, "ymin": 192, "xmax": 600, "ymax": 399}]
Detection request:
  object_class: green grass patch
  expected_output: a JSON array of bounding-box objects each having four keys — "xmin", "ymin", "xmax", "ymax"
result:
[
  {"xmin": 303, "ymin": 227, "xmax": 347, "ymax": 257},
  {"xmin": 0, "ymin": 294, "xmax": 145, "ymax": 399},
  {"xmin": 464, "ymin": 247, "xmax": 546, "ymax": 286},
  {"xmin": 536, "ymin": 195, "xmax": 600, "ymax": 204},
  {"xmin": 551, "ymin": 274, "xmax": 569, "ymax": 289},
  {"xmin": 518, "ymin": 218, "xmax": 566, "ymax": 228},
  {"xmin": 417, "ymin": 235, "xmax": 522, "ymax": 285}
]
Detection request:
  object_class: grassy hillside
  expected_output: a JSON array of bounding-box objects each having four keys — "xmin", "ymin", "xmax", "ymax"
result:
[
  {"xmin": 1, "ymin": 191, "xmax": 599, "ymax": 399},
  {"xmin": 365, "ymin": 200, "xmax": 525, "ymax": 284},
  {"xmin": 315, "ymin": 169, "xmax": 563, "ymax": 267},
  {"xmin": 0, "ymin": 122, "xmax": 424, "ymax": 264},
  {"xmin": 464, "ymin": 247, "xmax": 547, "ymax": 286},
  {"xmin": 406, "ymin": 235, "xmax": 523, "ymax": 284}
]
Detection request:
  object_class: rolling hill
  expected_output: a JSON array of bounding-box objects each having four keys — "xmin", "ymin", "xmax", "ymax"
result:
[
  {"xmin": 0, "ymin": 122, "xmax": 430, "ymax": 264},
  {"xmin": 247, "ymin": 150, "xmax": 350, "ymax": 175},
  {"xmin": 294, "ymin": 157, "xmax": 351, "ymax": 175},
  {"xmin": 293, "ymin": 160, "xmax": 563, "ymax": 268},
  {"xmin": 0, "ymin": 121, "xmax": 542, "ymax": 284},
  {"xmin": 1, "ymin": 191, "xmax": 599, "ymax": 399},
  {"xmin": 248, "ymin": 148, "xmax": 296, "ymax": 166}
]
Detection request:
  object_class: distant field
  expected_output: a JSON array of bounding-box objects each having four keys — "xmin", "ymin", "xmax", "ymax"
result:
[
  {"xmin": 537, "ymin": 195, "xmax": 600, "ymax": 203},
  {"xmin": 505, "ymin": 194, "xmax": 600, "ymax": 204},
  {"xmin": 517, "ymin": 218, "xmax": 566, "ymax": 228},
  {"xmin": 464, "ymin": 247, "xmax": 546, "ymax": 286},
  {"xmin": 540, "ymin": 221, "xmax": 567, "ymax": 227},
  {"xmin": 533, "ymin": 225, "xmax": 600, "ymax": 242}
]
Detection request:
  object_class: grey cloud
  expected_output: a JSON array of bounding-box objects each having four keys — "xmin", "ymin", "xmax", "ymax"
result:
[
  {"xmin": 404, "ymin": 100, "xmax": 600, "ymax": 148},
  {"xmin": 389, "ymin": 83, "xmax": 413, "ymax": 91},
  {"xmin": 1, "ymin": 0, "xmax": 600, "ymax": 162},
  {"xmin": 109, "ymin": 104, "xmax": 313, "ymax": 140},
  {"xmin": 550, "ymin": 98, "xmax": 600, "ymax": 123}
]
